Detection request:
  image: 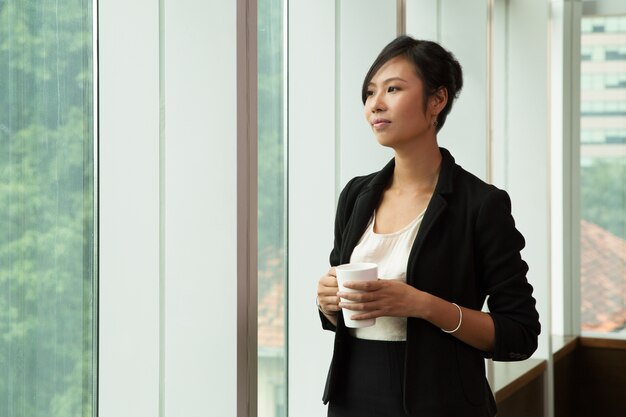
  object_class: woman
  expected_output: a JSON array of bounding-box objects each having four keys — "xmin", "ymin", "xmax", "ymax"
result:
[{"xmin": 316, "ymin": 36, "xmax": 540, "ymax": 417}]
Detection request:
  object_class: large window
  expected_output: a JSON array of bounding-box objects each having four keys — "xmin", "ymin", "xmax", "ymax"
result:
[
  {"xmin": 580, "ymin": 14, "xmax": 626, "ymax": 335},
  {"xmin": 0, "ymin": 1, "xmax": 96, "ymax": 415},
  {"xmin": 258, "ymin": 0, "xmax": 287, "ymax": 416}
]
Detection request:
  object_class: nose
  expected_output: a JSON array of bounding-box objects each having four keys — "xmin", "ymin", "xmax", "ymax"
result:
[{"xmin": 368, "ymin": 91, "xmax": 386, "ymax": 113}]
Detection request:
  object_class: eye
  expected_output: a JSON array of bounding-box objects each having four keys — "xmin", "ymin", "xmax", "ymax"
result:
[
  {"xmin": 387, "ymin": 86, "xmax": 399, "ymax": 93},
  {"xmin": 365, "ymin": 90, "xmax": 374, "ymax": 98}
]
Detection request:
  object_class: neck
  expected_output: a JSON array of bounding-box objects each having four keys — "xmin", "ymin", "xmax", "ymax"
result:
[{"xmin": 391, "ymin": 138, "xmax": 442, "ymax": 191}]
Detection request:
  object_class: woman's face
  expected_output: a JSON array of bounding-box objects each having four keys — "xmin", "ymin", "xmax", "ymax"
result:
[{"xmin": 364, "ymin": 56, "xmax": 439, "ymax": 149}]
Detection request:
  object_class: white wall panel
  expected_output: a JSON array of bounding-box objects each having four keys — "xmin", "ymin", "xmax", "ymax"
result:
[
  {"xmin": 408, "ymin": 0, "xmax": 489, "ymax": 180},
  {"xmin": 550, "ymin": 0, "xmax": 567, "ymax": 338},
  {"xmin": 492, "ymin": 0, "xmax": 553, "ymax": 407},
  {"xmin": 491, "ymin": 0, "xmax": 509, "ymax": 189},
  {"xmin": 505, "ymin": 0, "xmax": 551, "ymax": 361},
  {"xmin": 550, "ymin": 0, "xmax": 583, "ymax": 338},
  {"xmin": 406, "ymin": 0, "xmax": 439, "ymax": 42},
  {"xmin": 100, "ymin": 1, "xmax": 238, "ymax": 416},
  {"xmin": 163, "ymin": 0, "xmax": 237, "ymax": 416},
  {"xmin": 288, "ymin": 2, "xmax": 337, "ymax": 416},
  {"xmin": 438, "ymin": 0, "xmax": 489, "ymax": 179},
  {"xmin": 98, "ymin": 0, "xmax": 161, "ymax": 415},
  {"xmin": 338, "ymin": 0, "xmax": 396, "ymax": 187}
]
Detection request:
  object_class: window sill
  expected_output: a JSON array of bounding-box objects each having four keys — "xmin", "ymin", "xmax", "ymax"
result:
[
  {"xmin": 493, "ymin": 358, "xmax": 547, "ymax": 403},
  {"xmin": 579, "ymin": 335, "xmax": 626, "ymax": 350},
  {"xmin": 492, "ymin": 335, "xmax": 626, "ymax": 406},
  {"xmin": 553, "ymin": 334, "xmax": 579, "ymax": 362},
  {"xmin": 492, "ymin": 335, "xmax": 580, "ymax": 403}
]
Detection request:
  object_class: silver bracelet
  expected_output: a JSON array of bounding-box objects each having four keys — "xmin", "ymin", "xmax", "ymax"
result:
[{"xmin": 442, "ymin": 302, "xmax": 463, "ymax": 334}]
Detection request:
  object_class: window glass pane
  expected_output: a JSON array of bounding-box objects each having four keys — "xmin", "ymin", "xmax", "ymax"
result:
[
  {"xmin": 580, "ymin": 14, "xmax": 626, "ymax": 335},
  {"xmin": 258, "ymin": 0, "xmax": 287, "ymax": 416},
  {"xmin": 0, "ymin": 0, "xmax": 96, "ymax": 415}
]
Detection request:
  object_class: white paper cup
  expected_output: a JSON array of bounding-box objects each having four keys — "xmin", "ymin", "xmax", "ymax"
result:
[{"xmin": 336, "ymin": 262, "xmax": 378, "ymax": 328}]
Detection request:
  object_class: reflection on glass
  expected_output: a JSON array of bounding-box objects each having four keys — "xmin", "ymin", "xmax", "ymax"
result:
[
  {"xmin": 580, "ymin": 15, "xmax": 626, "ymax": 335},
  {"xmin": 258, "ymin": 0, "xmax": 287, "ymax": 416},
  {"xmin": 0, "ymin": 0, "xmax": 95, "ymax": 415}
]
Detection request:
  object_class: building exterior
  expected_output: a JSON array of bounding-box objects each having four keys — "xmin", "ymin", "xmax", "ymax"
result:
[{"xmin": 580, "ymin": 15, "xmax": 626, "ymax": 333}]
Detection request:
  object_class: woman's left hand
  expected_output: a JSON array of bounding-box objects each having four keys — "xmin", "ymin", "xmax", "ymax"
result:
[{"xmin": 337, "ymin": 279, "xmax": 423, "ymax": 320}]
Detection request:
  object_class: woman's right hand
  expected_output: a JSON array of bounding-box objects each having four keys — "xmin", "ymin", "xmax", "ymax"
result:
[{"xmin": 317, "ymin": 267, "xmax": 340, "ymax": 315}]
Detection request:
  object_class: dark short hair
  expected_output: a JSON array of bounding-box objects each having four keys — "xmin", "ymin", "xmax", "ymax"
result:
[{"xmin": 362, "ymin": 36, "xmax": 463, "ymax": 132}]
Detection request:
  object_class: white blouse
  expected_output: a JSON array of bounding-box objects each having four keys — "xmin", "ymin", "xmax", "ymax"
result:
[{"xmin": 349, "ymin": 209, "xmax": 425, "ymax": 341}]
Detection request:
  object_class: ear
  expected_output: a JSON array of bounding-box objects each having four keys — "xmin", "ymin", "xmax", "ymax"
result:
[{"xmin": 429, "ymin": 87, "xmax": 448, "ymax": 114}]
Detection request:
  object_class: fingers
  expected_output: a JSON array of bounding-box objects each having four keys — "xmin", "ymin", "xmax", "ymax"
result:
[
  {"xmin": 319, "ymin": 294, "xmax": 339, "ymax": 310},
  {"xmin": 336, "ymin": 280, "xmax": 386, "ymax": 305},
  {"xmin": 319, "ymin": 295, "xmax": 341, "ymax": 312},
  {"xmin": 317, "ymin": 277, "xmax": 337, "ymax": 299},
  {"xmin": 340, "ymin": 300, "xmax": 384, "ymax": 319},
  {"xmin": 338, "ymin": 301, "xmax": 373, "ymax": 311},
  {"xmin": 319, "ymin": 275, "xmax": 338, "ymax": 288},
  {"xmin": 318, "ymin": 268, "xmax": 388, "ymax": 314},
  {"xmin": 317, "ymin": 270, "xmax": 340, "ymax": 312},
  {"xmin": 317, "ymin": 289, "xmax": 340, "ymax": 312},
  {"xmin": 340, "ymin": 300, "xmax": 389, "ymax": 319},
  {"xmin": 337, "ymin": 282, "xmax": 389, "ymax": 314},
  {"xmin": 341, "ymin": 279, "xmax": 384, "ymax": 291},
  {"xmin": 349, "ymin": 311, "xmax": 382, "ymax": 320},
  {"xmin": 337, "ymin": 290, "xmax": 376, "ymax": 303}
]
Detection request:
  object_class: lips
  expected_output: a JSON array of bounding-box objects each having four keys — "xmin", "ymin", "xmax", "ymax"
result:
[{"xmin": 371, "ymin": 118, "xmax": 391, "ymax": 129}]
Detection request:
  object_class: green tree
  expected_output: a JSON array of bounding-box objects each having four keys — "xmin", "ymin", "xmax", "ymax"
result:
[
  {"xmin": 257, "ymin": 1, "xmax": 287, "ymax": 416},
  {"xmin": 257, "ymin": 0, "xmax": 285, "ymax": 298},
  {"xmin": 581, "ymin": 158, "xmax": 626, "ymax": 239},
  {"xmin": 0, "ymin": 1, "xmax": 94, "ymax": 416}
]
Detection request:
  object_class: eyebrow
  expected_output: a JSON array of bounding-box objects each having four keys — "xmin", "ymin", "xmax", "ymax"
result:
[{"xmin": 367, "ymin": 76, "xmax": 408, "ymax": 87}]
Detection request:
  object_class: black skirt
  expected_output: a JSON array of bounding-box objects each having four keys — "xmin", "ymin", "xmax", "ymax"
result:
[{"xmin": 328, "ymin": 335, "xmax": 409, "ymax": 417}]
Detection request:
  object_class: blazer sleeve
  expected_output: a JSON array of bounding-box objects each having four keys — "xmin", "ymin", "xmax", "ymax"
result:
[
  {"xmin": 475, "ymin": 189, "xmax": 541, "ymax": 361},
  {"xmin": 319, "ymin": 177, "xmax": 359, "ymax": 332}
]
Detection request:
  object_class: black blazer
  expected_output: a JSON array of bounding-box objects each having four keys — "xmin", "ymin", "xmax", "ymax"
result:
[{"xmin": 320, "ymin": 148, "xmax": 540, "ymax": 417}]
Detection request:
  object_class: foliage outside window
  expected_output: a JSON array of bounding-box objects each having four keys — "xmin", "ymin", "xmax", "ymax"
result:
[
  {"xmin": 258, "ymin": 0, "xmax": 287, "ymax": 416},
  {"xmin": 0, "ymin": 1, "xmax": 96, "ymax": 415}
]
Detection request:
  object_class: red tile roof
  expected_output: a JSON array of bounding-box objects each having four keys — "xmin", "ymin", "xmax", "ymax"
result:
[
  {"xmin": 258, "ymin": 250, "xmax": 285, "ymax": 350},
  {"xmin": 580, "ymin": 220, "xmax": 626, "ymax": 332},
  {"xmin": 258, "ymin": 279, "xmax": 285, "ymax": 349}
]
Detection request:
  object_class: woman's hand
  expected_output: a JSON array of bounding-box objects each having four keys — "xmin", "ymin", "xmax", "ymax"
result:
[
  {"xmin": 317, "ymin": 267, "xmax": 340, "ymax": 315},
  {"xmin": 340, "ymin": 280, "xmax": 496, "ymax": 351},
  {"xmin": 338, "ymin": 279, "xmax": 423, "ymax": 320}
]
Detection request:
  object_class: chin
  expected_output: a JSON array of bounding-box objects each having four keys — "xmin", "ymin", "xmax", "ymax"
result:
[{"xmin": 374, "ymin": 134, "xmax": 402, "ymax": 149}]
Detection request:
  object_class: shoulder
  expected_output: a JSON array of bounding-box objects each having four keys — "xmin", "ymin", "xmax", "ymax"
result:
[
  {"xmin": 335, "ymin": 173, "xmax": 376, "ymax": 224},
  {"xmin": 337, "ymin": 159, "xmax": 392, "ymax": 206},
  {"xmin": 450, "ymin": 167, "xmax": 522, "ymax": 245},
  {"xmin": 338, "ymin": 172, "xmax": 376, "ymax": 201},
  {"xmin": 440, "ymin": 158, "xmax": 519, "ymax": 232},
  {"xmin": 449, "ymin": 163, "xmax": 504, "ymax": 206},
  {"xmin": 438, "ymin": 148, "xmax": 502, "ymax": 206}
]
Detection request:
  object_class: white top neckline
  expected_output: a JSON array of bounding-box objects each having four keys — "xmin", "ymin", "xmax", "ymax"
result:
[{"xmin": 371, "ymin": 208, "xmax": 427, "ymax": 237}]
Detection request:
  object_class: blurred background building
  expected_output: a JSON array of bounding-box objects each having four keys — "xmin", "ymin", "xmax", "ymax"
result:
[{"xmin": 579, "ymin": 15, "xmax": 626, "ymax": 334}]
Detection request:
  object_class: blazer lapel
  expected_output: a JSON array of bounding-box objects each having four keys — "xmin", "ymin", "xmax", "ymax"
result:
[
  {"xmin": 339, "ymin": 159, "xmax": 395, "ymax": 264},
  {"xmin": 405, "ymin": 193, "xmax": 447, "ymax": 286},
  {"xmin": 405, "ymin": 148, "xmax": 456, "ymax": 286},
  {"xmin": 340, "ymin": 188, "xmax": 379, "ymax": 263}
]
